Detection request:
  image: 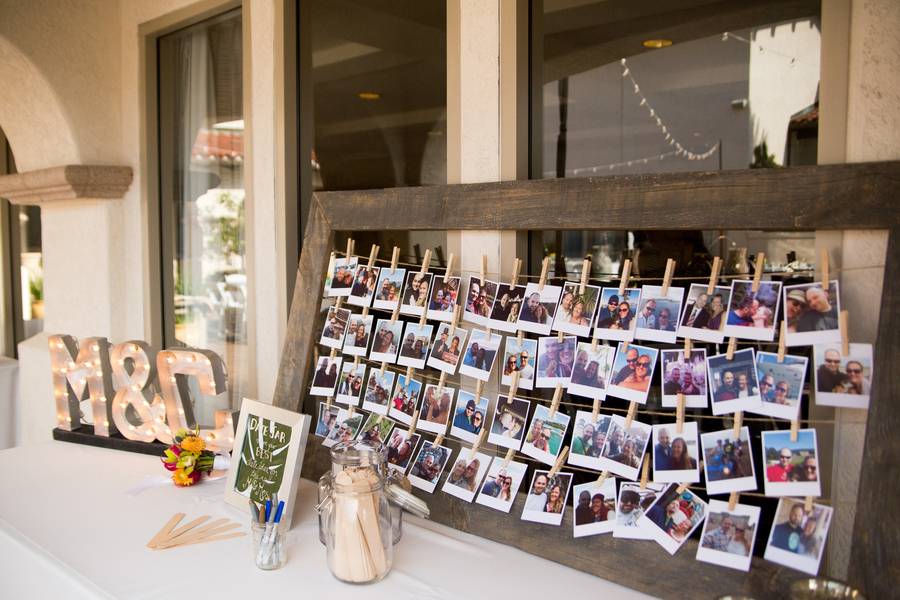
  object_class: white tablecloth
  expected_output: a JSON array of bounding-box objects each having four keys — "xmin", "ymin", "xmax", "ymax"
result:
[
  {"xmin": 0, "ymin": 442, "xmax": 653, "ymax": 599},
  {"xmin": 0, "ymin": 357, "xmax": 18, "ymax": 449}
]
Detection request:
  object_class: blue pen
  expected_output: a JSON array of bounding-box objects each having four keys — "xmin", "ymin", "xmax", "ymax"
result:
[
  {"xmin": 264, "ymin": 499, "xmax": 272, "ymax": 523},
  {"xmin": 273, "ymin": 500, "xmax": 285, "ymax": 524}
]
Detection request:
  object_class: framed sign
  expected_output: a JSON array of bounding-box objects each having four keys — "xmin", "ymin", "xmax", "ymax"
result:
[{"xmin": 224, "ymin": 398, "xmax": 310, "ymax": 530}]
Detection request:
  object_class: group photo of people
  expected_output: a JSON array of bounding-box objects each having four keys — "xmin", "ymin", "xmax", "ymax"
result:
[
  {"xmin": 336, "ymin": 363, "xmax": 366, "ymax": 403},
  {"xmin": 517, "ymin": 283, "xmax": 562, "ymax": 332},
  {"xmin": 342, "ymin": 314, "xmax": 373, "ymax": 354},
  {"xmin": 370, "ymin": 319, "xmax": 402, "ymax": 361},
  {"xmin": 783, "ymin": 281, "xmax": 841, "ymax": 345},
  {"xmin": 652, "ymin": 423, "xmax": 699, "ymax": 479},
  {"xmin": 389, "ymin": 374, "xmax": 422, "ymax": 420},
  {"xmin": 408, "ymin": 441, "xmax": 451, "ymax": 491},
  {"xmin": 522, "ymin": 471, "xmax": 572, "ymax": 524},
  {"xmin": 320, "ymin": 306, "xmax": 351, "ymax": 348},
  {"xmin": 501, "ymin": 336, "xmax": 537, "ymax": 389},
  {"xmin": 678, "ymin": 284, "xmax": 730, "ymax": 339},
  {"xmin": 427, "ymin": 276, "xmax": 461, "ymax": 318},
  {"xmin": 536, "ymin": 336, "xmax": 576, "ymax": 385},
  {"xmin": 608, "ymin": 343, "xmax": 658, "ymax": 401},
  {"xmin": 385, "ymin": 429, "xmax": 420, "ymax": 472},
  {"xmin": 595, "ymin": 287, "xmax": 641, "ymax": 334},
  {"xmin": 568, "ymin": 343, "xmax": 615, "ymax": 398},
  {"xmin": 397, "ymin": 322, "xmax": 434, "ymax": 368},
  {"xmin": 553, "ymin": 282, "xmax": 601, "ymax": 336},
  {"xmin": 372, "ymin": 267, "xmax": 405, "ymax": 310},
  {"xmin": 707, "ymin": 349, "xmax": 761, "ymax": 413},
  {"xmin": 764, "ymin": 499, "xmax": 833, "ymax": 575},
  {"xmin": 427, "ymin": 323, "xmax": 467, "ymax": 372},
  {"xmin": 450, "ymin": 392, "xmax": 488, "ymax": 441},
  {"xmin": 322, "ymin": 410, "xmax": 364, "ymax": 448},
  {"xmin": 660, "ymin": 349, "xmax": 708, "ymax": 406},
  {"xmin": 762, "ymin": 429, "xmax": 820, "ymax": 497},
  {"xmin": 362, "ymin": 370, "xmax": 395, "ymax": 412},
  {"xmin": 347, "ymin": 264, "xmax": 380, "ymax": 306},
  {"xmin": 701, "ymin": 427, "xmax": 756, "ymax": 494},
  {"xmin": 643, "ymin": 484, "xmax": 707, "ymax": 550},
  {"xmin": 488, "ymin": 283, "xmax": 526, "ymax": 329},
  {"xmin": 464, "ymin": 278, "xmax": 499, "ymax": 323},
  {"xmin": 724, "ymin": 280, "xmax": 782, "ymax": 340},
  {"xmin": 459, "ymin": 329, "xmax": 501, "ymax": 380},
  {"xmin": 326, "ymin": 257, "xmax": 358, "ymax": 296},
  {"xmin": 400, "ymin": 272, "xmax": 433, "ymax": 313},
  {"xmin": 310, "ymin": 356, "xmax": 342, "ymax": 396},
  {"xmin": 569, "ymin": 412, "xmax": 611, "ymax": 468}
]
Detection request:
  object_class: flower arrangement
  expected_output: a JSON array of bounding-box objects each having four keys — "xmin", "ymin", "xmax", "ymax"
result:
[{"xmin": 161, "ymin": 428, "xmax": 216, "ymax": 486}]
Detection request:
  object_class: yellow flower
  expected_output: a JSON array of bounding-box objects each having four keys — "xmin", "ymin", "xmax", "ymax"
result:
[
  {"xmin": 181, "ymin": 436, "xmax": 205, "ymax": 453},
  {"xmin": 172, "ymin": 469, "xmax": 197, "ymax": 486}
]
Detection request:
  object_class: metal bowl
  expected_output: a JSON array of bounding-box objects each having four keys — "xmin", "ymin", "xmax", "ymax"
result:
[{"xmin": 790, "ymin": 578, "xmax": 865, "ymax": 599}]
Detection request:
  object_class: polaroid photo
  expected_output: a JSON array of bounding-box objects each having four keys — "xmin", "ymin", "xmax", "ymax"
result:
[
  {"xmin": 749, "ymin": 351, "xmax": 809, "ymax": 421},
  {"xmin": 488, "ymin": 283, "xmax": 528, "ymax": 332},
  {"xmin": 399, "ymin": 271, "xmax": 433, "ymax": 318},
  {"xmin": 723, "ymin": 279, "xmax": 783, "ymax": 342},
  {"xmin": 634, "ymin": 285, "xmax": 684, "ymax": 344},
  {"xmin": 463, "ymin": 277, "xmax": 499, "ymax": 326},
  {"xmin": 475, "ymin": 457, "xmax": 529, "ymax": 513},
  {"xmin": 594, "ymin": 287, "xmax": 642, "ymax": 342},
  {"xmin": 442, "ymin": 450, "xmax": 492, "ymax": 502},
  {"xmin": 310, "ymin": 356, "xmax": 343, "ymax": 397},
  {"xmin": 521, "ymin": 403, "xmax": 571, "ymax": 467},
  {"xmin": 369, "ymin": 319, "xmax": 403, "ymax": 363},
  {"xmin": 696, "ymin": 500, "xmax": 761, "ymax": 572},
  {"xmin": 342, "ymin": 314, "xmax": 374, "ymax": 357},
  {"xmin": 335, "ymin": 362, "xmax": 366, "ymax": 406},
  {"xmin": 408, "ymin": 440, "xmax": 453, "ymax": 493},
  {"xmin": 426, "ymin": 322, "xmax": 468, "ymax": 374},
  {"xmin": 552, "ymin": 282, "xmax": 601, "ymax": 338},
  {"xmin": 346, "ymin": 265, "xmax": 381, "ymax": 308},
  {"xmin": 764, "ymin": 498, "xmax": 833, "ymax": 575},
  {"xmin": 638, "ymin": 483, "xmax": 708, "ymax": 555},
  {"xmin": 500, "ymin": 336, "xmax": 538, "ymax": 391},
  {"xmin": 652, "ymin": 422, "xmax": 701, "ymax": 484},
  {"xmin": 535, "ymin": 335, "xmax": 577, "ymax": 389},
  {"xmin": 417, "ymin": 384, "xmax": 456, "ymax": 434},
  {"xmin": 784, "ymin": 280, "xmax": 841, "ymax": 347},
  {"xmin": 371, "ymin": 267, "xmax": 407, "ymax": 311},
  {"xmin": 573, "ymin": 477, "xmax": 618, "ymax": 538},
  {"xmin": 322, "ymin": 409, "xmax": 365, "ymax": 448},
  {"xmin": 568, "ymin": 342, "xmax": 616, "ymax": 401},
  {"xmin": 607, "ymin": 342, "xmax": 659, "ymax": 404},
  {"xmin": 613, "ymin": 482, "xmax": 666, "ymax": 540},
  {"xmin": 361, "ymin": 368, "xmax": 396, "ymax": 415},
  {"xmin": 325, "ymin": 257, "xmax": 358, "ymax": 297},
  {"xmin": 701, "ymin": 426, "xmax": 757, "ymax": 494},
  {"xmin": 596, "ymin": 414, "xmax": 652, "ymax": 480},
  {"xmin": 813, "ymin": 343, "xmax": 874, "ymax": 409},
  {"xmin": 707, "ymin": 348, "xmax": 763, "ymax": 415},
  {"xmin": 313, "ymin": 401, "xmax": 340, "ymax": 438},
  {"xmin": 396, "ymin": 322, "xmax": 434, "ymax": 369},
  {"xmin": 427, "ymin": 275, "xmax": 462, "ymax": 322},
  {"xmin": 677, "ymin": 284, "xmax": 731, "ymax": 343},
  {"xmin": 356, "ymin": 412, "xmax": 396, "ymax": 446},
  {"xmin": 568, "ymin": 411, "xmax": 612, "ymax": 471},
  {"xmin": 520, "ymin": 470, "xmax": 573, "ymax": 526},
  {"xmin": 487, "ymin": 395, "xmax": 531, "ymax": 450},
  {"xmin": 385, "ymin": 427, "xmax": 422, "ymax": 474},
  {"xmin": 387, "ymin": 373, "xmax": 423, "ymax": 425},
  {"xmin": 319, "ymin": 306, "xmax": 351, "ymax": 349},
  {"xmin": 660, "ymin": 348, "xmax": 708, "ymax": 409},
  {"xmin": 450, "ymin": 390, "xmax": 490, "ymax": 444},
  {"xmin": 761, "ymin": 428, "xmax": 822, "ymax": 497},
  {"xmin": 516, "ymin": 282, "xmax": 563, "ymax": 335},
  {"xmin": 458, "ymin": 328, "xmax": 502, "ymax": 381}
]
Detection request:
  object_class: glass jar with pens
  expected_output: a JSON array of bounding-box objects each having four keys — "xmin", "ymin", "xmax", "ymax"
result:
[{"xmin": 249, "ymin": 494, "xmax": 286, "ymax": 570}]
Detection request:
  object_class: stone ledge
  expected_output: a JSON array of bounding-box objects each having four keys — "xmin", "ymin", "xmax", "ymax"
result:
[{"xmin": 0, "ymin": 165, "xmax": 133, "ymax": 205}]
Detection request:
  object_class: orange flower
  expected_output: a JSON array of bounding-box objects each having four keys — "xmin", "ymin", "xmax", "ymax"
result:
[
  {"xmin": 181, "ymin": 436, "xmax": 206, "ymax": 453},
  {"xmin": 173, "ymin": 469, "xmax": 200, "ymax": 486}
]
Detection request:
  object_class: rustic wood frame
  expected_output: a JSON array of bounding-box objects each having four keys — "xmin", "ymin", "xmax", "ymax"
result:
[{"xmin": 273, "ymin": 161, "xmax": 899, "ymax": 599}]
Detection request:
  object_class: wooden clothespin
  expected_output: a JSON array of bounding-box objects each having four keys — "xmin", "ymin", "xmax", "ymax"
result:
[
  {"xmin": 777, "ymin": 321, "xmax": 787, "ymax": 363},
  {"xmin": 510, "ymin": 258, "xmax": 522, "ymax": 286},
  {"xmin": 501, "ymin": 447, "xmax": 516, "ymax": 469},
  {"xmin": 474, "ymin": 379, "xmax": 485, "ymax": 401},
  {"xmin": 706, "ymin": 256, "xmax": 722, "ymax": 295},
  {"xmin": 408, "ymin": 409, "xmax": 419, "ymax": 437},
  {"xmin": 325, "ymin": 396, "xmax": 333, "ymax": 411},
  {"xmin": 329, "ymin": 347, "xmax": 338, "ymax": 360},
  {"xmin": 676, "ymin": 394, "xmax": 685, "ymax": 434},
  {"xmin": 790, "ymin": 419, "xmax": 799, "ymax": 443},
  {"xmin": 353, "ymin": 355, "xmax": 360, "ymax": 369},
  {"xmin": 728, "ymin": 492, "xmax": 739, "ymax": 511},
  {"xmin": 618, "ymin": 259, "xmax": 632, "ymax": 296},
  {"xmin": 334, "ymin": 296, "xmax": 344, "ymax": 310},
  {"xmin": 660, "ymin": 258, "xmax": 676, "ymax": 296},
  {"xmin": 732, "ymin": 411, "xmax": 743, "ymax": 438},
  {"xmin": 557, "ymin": 327, "xmax": 565, "ymax": 343},
  {"xmin": 751, "ymin": 252, "xmax": 766, "ymax": 293},
  {"xmin": 638, "ymin": 455, "xmax": 650, "ymax": 490},
  {"xmin": 418, "ymin": 305, "xmax": 429, "ymax": 327},
  {"xmin": 362, "ymin": 305, "xmax": 370, "ymax": 318},
  {"xmin": 379, "ymin": 361, "xmax": 388, "ymax": 377},
  {"xmin": 480, "ymin": 255, "xmax": 488, "ymax": 286},
  {"xmin": 821, "ymin": 248, "xmax": 830, "ymax": 292},
  {"xmin": 548, "ymin": 384, "xmax": 563, "ymax": 419},
  {"xmin": 548, "ymin": 446, "xmax": 569, "ymax": 478},
  {"xmin": 405, "ymin": 366, "xmax": 415, "ymax": 384},
  {"xmin": 596, "ymin": 470, "xmax": 610, "ymax": 486},
  {"xmin": 468, "ymin": 429, "xmax": 487, "ymax": 460},
  {"xmin": 840, "ymin": 310, "xmax": 850, "ymax": 356},
  {"xmin": 345, "ymin": 237, "xmax": 354, "ymax": 259},
  {"xmin": 434, "ymin": 420, "xmax": 449, "ymax": 448},
  {"xmin": 444, "ymin": 252, "xmax": 455, "ymax": 283},
  {"xmin": 419, "ymin": 248, "xmax": 432, "ymax": 276},
  {"xmin": 591, "ymin": 398, "xmax": 601, "ymax": 424},
  {"xmin": 517, "ymin": 328, "xmax": 525, "ymax": 344},
  {"xmin": 436, "ymin": 371, "xmax": 447, "ymax": 397},
  {"xmin": 622, "ymin": 339, "xmax": 630, "ymax": 353},
  {"xmin": 348, "ymin": 404, "xmax": 356, "ymax": 416},
  {"xmin": 624, "ymin": 401, "xmax": 638, "ymax": 429},
  {"xmin": 725, "ymin": 336, "xmax": 737, "ymax": 360},
  {"xmin": 537, "ymin": 257, "xmax": 550, "ymax": 291},
  {"xmin": 508, "ymin": 371, "xmax": 521, "ymax": 401},
  {"xmin": 676, "ymin": 483, "xmax": 689, "ymax": 494},
  {"xmin": 683, "ymin": 337, "xmax": 692, "ymax": 360},
  {"xmin": 486, "ymin": 326, "xmax": 493, "ymax": 339},
  {"xmin": 578, "ymin": 258, "xmax": 591, "ymax": 295},
  {"xmin": 390, "ymin": 302, "xmax": 400, "ymax": 323},
  {"xmin": 326, "ymin": 252, "xmax": 336, "ymax": 282},
  {"xmin": 390, "ymin": 246, "xmax": 400, "ymax": 272},
  {"xmin": 448, "ymin": 305, "xmax": 461, "ymax": 337},
  {"xmin": 366, "ymin": 244, "xmax": 379, "ymax": 269},
  {"xmin": 591, "ymin": 327, "xmax": 600, "ymax": 352},
  {"xmin": 804, "ymin": 496, "xmax": 815, "ymax": 512}
]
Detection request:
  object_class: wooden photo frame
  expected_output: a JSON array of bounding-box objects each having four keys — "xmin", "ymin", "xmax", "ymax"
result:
[{"xmin": 224, "ymin": 398, "xmax": 310, "ymax": 530}]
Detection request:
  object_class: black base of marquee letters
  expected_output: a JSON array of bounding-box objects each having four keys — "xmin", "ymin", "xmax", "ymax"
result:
[{"xmin": 53, "ymin": 426, "xmax": 168, "ymax": 457}]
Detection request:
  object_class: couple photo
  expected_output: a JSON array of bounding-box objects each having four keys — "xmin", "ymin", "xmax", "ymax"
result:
[{"xmin": 784, "ymin": 281, "xmax": 840, "ymax": 345}]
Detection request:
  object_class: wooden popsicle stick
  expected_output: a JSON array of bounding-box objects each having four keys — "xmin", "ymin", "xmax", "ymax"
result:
[
  {"xmin": 178, "ymin": 531, "xmax": 247, "ymax": 548},
  {"xmin": 158, "ymin": 520, "xmax": 239, "ymax": 549},
  {"xmin": 751, "ymin": 252, "xmax": 766, "ymax": 293},
  {"xmin": 165, "ymin": 515, "xmax": 211, "ymax": 541},
  {"xmin": 146, "ymin": 512, "xmax": 184, "ymax": 549},
  {"xmin": 660, "ymin": 258, "xmax": 676, "ymax": 296},
  {"xmin": 706, "ymin": 256, "xmax": 722, "ymax": 295}
]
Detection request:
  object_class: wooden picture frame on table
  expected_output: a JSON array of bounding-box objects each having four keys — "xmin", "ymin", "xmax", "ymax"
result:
[
  {"xmin": 273, "ymin": 161, "xmax": 900, "ymax": 599},
  {"xmin": 224, "ymin": 398, "xmax": 310, "ymax": 530}
]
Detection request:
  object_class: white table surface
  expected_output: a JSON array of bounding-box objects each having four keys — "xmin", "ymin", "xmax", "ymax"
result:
[
  {"xmin": 0, "ymin": 442, "xmax": 653, "ymax": 600},
  {"xmin": 0, "ymin": 357, "xmax": 18, "ymax": 449}
]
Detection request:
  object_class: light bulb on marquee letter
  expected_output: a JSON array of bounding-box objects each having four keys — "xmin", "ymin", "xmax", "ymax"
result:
[
  {"xmin": 48, "ymin": 335, "xmax": 117, "ymax": 436},
  {"xmin": 109, "ymin": 341, "xmax": 164, "ymax": 443},
  {"xmin": 156, "ymin": 348, "xmax": 228, "ymax": 434}
]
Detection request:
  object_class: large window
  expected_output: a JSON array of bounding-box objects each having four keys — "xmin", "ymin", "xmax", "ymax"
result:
[{"xmin": 158, "ymin": 9, "xmax": 246, "ymax": 418}]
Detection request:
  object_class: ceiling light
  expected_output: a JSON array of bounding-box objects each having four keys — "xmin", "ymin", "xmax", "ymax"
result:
[
  {"xmin": 642, "ymin": 39, "xmax": 673, "ymax": 49},
  {"xmin": 358, "ymin": 92, "xmax": 381, "ymax": 101}
]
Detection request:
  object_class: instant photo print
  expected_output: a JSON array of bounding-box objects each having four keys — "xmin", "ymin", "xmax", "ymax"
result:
[
  {"xmin": 521, "ymin": 470, "xmax": 572, "ymax": 526},
  {"xmin": 387, "ymin": 373, "xmax": 423, "ymax": 425},
  {"xmin": 342, "ymin": 314, "xmax": 373, "ymax": 356},
  {"xmin": 723, "ymin": 280, "xmax": 783, "ymax": 342},
  {"xmin": 427, "ymin": 276, "xmax": 462, "ymax": 321},
  {"xmin": 310, "ymin": 356, "xmax": 343, "ymax": 396},
  {"xmin": 500, "ymin": 336, "xmax": 537, "ymax": 391},
  {"xmin": 408, "ymin": 441, "xmax": 453, "ymax": 493},
  {"xmin": 764, "ymin": 498, "xmax": 832, "ymax": 576},
  {"xmin": 335, "ymin": 362, "xmax": 366, "ymax": 406},
  {"xmin": 677, "ymin": 284, "xmax": 731, "ymax": 343},
  {"xmin": 369, "ymin": 319, "xmax": 403, "ymax": 363},
  {"xmin": 488, "ymin": 283, "xmax": 527, "ymax": 332},
  {"xmin": 660, "ymin": 348, "xmax": 708, "ymax": 409},
  {"xmin": 487, "ymin": 395, "xmax": 531, "ymax": 450},
  {"xmin": 325, "ymin": 257, "xmax": 358, "ymax": 297},
  {"xmin": 652, "ymin": 422, "xmax": 701, "ymax": 484},
  {"xmin": 813, "ymin": 343, "xmax": 874, "ymax": 409},
  {"xmin": 426, "ymin": 322, "xmax": 469, "ymax": 374},
  {"xmin": 356, "ymin": 413, "xmax": 396, "ymax": 446},
  {"xmin": 568, "ymin": 342, "xmax": 616, "ymax": 401},
  {"xmin": 607, "ymin": 342, "xmax": 658, "ymax": 403},
  {"xmin": 417, "ymin": 384, "xmax": 457, "ymax": 434},
  {"xmin": 516, "ymin": 282, "xmax": 562, "ymax": 335},
  {"xmin": 572, "ymin": 477, "xmax": 618, "ymax": 538},
  {"xmin": 761, "ymin": 429, "xmax": 822, "ymax": 497},
  {"xmin": 346, "ymin": 265, "xmax": 380, "ymax": 307},
  {"xmin": 458, "ymin": 329, "xmax": 502, "ymax": 381},
  {"xmin": 638, "ymin": 483, "xmax": 708, "ymax": 555},
  {"xmin": 319, "ymin": 306, "xmax": 351, "ymax": 349},
  {"xmin": 322, "ymin": 409, "xmax": 365, "ymax": 448},
  {"xmin": 594, "ymin": 287, "xmax": 642, "ymax": 342},
  {"xmin": 372, "ymin": 267, "xmax": 406, "ymax": 311},
  {"xmin": 535, "ymin": 335, "xmax": 577, "ymax": 388},
  {"xmin": 696, "ymin": 500, "xmax": 761, "ymax": 572},
  {"xmin": 450, "ymin": 390, "xmax": 490, "ymax": 444},
  {"xmin": 552, "ymin": 282, "xmax": 601, "ymax": 338},
  {"xmin": 520, "ymin": 403, "xmax": 571, "ymax": 467},
  {"xmin": 362, "ymin": 369, "xmax": 396, "ymax": 414},
  {"xmin": 396, "ymin": 322, "xmax": 434, "ymax": 369},
  {"xmin": 399, "ymin": 271, "xmax": 433, "ymax": 317},
  {"xmin": 613, "ymin": 482, "xmax": 666, "ymax": 540},
  {"xmin": 596, "ymin": 414, "xmax": 652, "ymax": 480},
  {"xmin": 385, "ymin": 428, "xmax": 422, "ymax": 474},
  {"xmin": 475, "ymin": 457, "xmax": 529, "ymax": 513},
  {"xmin": 701, "ymin": 426, "xmax": 757, "ymax": 495},
  {"xmin": 783, "ymin": 280, "xmax": 841, "ymax": 347},
  {"xmin": 314, "ymin": 401, "xmax": 340, "ymax": 438},
  {"xmin": 634, "ymin": 285, "xmax": 684, "ymax": 344},
  {"xmin": 568, "ymin": 411, "xmax": 612, "ymax": 471},
  {"xmin": 706, "ymin": 348, "xmax": 762, "ymax": 415},
  {"xmin": 442, "ymin": 450, "xmax": 492, "ymax": 502},
  {"xmin": 749, "ymin": 351, "xmax": 808, "ymax": 421},
  {"xmin": 464, "ymin": 277, "xmax": 499, "ymax": 326}
]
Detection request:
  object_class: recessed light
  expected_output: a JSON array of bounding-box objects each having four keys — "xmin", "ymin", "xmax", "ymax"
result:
[
  {"xmin": 358, "ymin": 91, "xmax": 381, "ymax": 101},
  {"xmin": 642, "ymin": 39, "xmax": 673, "ymax": 49}
]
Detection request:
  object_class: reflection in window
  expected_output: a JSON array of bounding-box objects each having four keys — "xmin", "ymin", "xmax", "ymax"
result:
[{"xmin": 158, "ymin": 9, "xmax": 246, "ymax": 419}]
